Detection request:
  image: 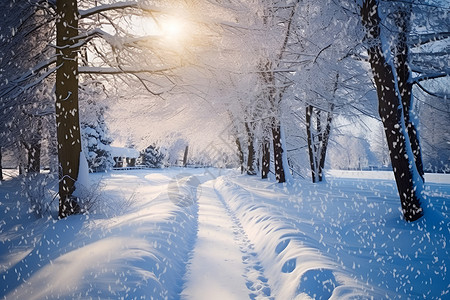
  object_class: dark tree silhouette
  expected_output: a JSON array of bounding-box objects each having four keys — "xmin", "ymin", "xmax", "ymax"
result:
[{"xmin": 361, "ymin": 0, "xmax": 423, "ymax": 221}]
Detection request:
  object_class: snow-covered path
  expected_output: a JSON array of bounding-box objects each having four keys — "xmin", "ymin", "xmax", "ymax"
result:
[
  {"xmin": 181, "ymin": 180, "xmax": 272, "ymax": 300},
  {"xmin": 181, "ymin": 180, "xmax": 249, "ymax": 299}
]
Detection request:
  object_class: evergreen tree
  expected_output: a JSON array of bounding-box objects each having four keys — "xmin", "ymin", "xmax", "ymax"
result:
[
  {"xmin": 80, "ymin": 84, "xmax": 113, "ymax": 173},
  {"xmin": 141, "ymin": 145, "xmax": 165, "ymax": 168},
  {"xmin": 81, "ymin": 111, "xmax": 113, "ymax": 173}
]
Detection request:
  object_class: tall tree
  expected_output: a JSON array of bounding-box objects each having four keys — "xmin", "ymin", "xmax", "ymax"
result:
[
  {"xmin": 306, "ymin": 104, "xmax": 334, "ymax": 182},
  {"xmin": 361, "ymin": 0, "xmax": 423, "ymax": 221},
  {"xmin": 1, "ymin": 0, "xmax": 198, "ymax": 217},
  {"xmin": 55, "ymin": 0, "xmax": 82, "ymax": 217},
  {"xmin": 392, "ymin": 2, "xmax": 424, "ymax": 180}
]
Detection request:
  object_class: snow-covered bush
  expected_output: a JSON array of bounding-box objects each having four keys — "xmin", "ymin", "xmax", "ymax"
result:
[
  {"xmin": 71, "ymin": 180, "xmax": 107, "ymax": 215},
  {"xmin": 141, "ymin": 145, "xmax": 165, "ymax": 168}
]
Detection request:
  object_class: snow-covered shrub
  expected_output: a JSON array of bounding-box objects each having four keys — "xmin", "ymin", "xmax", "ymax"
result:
[
  {"xmin": 141, "ymin": 145, "xmax": 165, "ymax": 168},
  {"xmin": 74, "ymin": 179, "xmax": 136, "ymax": 217}
]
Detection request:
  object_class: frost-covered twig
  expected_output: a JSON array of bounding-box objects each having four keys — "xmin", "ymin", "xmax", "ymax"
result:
[{"xmin": 415, "ymin": 82, "xmax": 449, "ymax": 99}]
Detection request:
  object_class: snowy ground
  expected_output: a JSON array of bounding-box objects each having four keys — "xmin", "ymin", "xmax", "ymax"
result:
[{"xmin": 0, "ymin": 168, "xmax": 449, "ymax": 299}]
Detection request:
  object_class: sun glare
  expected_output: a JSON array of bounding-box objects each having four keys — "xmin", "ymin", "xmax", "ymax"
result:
[{"xmin": 162, "ymin": 16, "xmax": 184, "ymax": 39}]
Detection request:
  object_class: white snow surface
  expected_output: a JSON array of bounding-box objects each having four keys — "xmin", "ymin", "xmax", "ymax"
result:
[{"xmin": 0, "ymin": 168, "xmax": 449, "ymax": 299}]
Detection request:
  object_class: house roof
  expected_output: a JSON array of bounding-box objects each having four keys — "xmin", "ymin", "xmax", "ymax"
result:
[{"xmin": 110, "ymin": 146, "xmax": 140, "ymax": 158}]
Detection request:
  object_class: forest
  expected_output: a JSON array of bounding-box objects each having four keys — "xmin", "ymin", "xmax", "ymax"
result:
[{"xmin": 0, "ymin": 0, "xmax": 449, "ymax": 299}]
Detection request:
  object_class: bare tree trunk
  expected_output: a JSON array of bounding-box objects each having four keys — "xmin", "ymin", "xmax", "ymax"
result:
[
  {"xmin": 27, "ymin": 143, "xmax": 41, "ymax": 173},
  {"xmin": 361, "ymin": 0, "xmax": 423, "ymax": 221},
  {"xmin": 272, "ymin": 120, "xmax": 285, "ymax": 183},
  {"xmin": 245, "ymin": 122, "xmax": 256, "ymax": 175},
  {"xmin": 318, "ymin": 106, "xmax": 333, "ymax": 182},
  {"xmin": 393, "ymin": 3, "xmax": 425, "ymax": 181},
  {"xmin": 261, "ymin": 138, "xmax": 270, "ymax": 179},
  {"xmin": 18, "ymin": 142, "xmax": 27, "ymax": 175},
  {"xmin": 306, "ymin": 105, "xmax": 318, "ymax": 182},
  {"xmin": 0, "ymin": 146, "xmax": 3, "ymax": 181},
  {"xmin": 56, "ymin": 0, "xmax": 81, "ymax": 218},
  {"xmin": 235, "ymin": 137, "xmax": 245, "ymax": 174},
  {"xmin": 26, "ymin": 118, "xmax": 42, "ymax": 174},
  {"xmin": 183, "ymin": 145, "xmax": 189, "ymax": 167},
  {"xmin": 247, "ymin": 140, "xmax": 256, "ymax": 175},
  {"xmin": 259, "ymin": 59, "xmax": 287, "ymax": 183}
]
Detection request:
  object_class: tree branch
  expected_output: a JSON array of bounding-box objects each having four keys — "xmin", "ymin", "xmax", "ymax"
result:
[
  {"xmin": 78, "ymin": 66, "xmax": 177, "ymax": 75},
  {"xmin": 410, "ymin": 32, "xmax": 450, "ymax": 47},
  {"xmin": 413, "ymin": 70, "xmax": 450, "ymax": 82},
  {"xmin": 313, "ymin": 44, "xmax": 333, "ymax": 64},
  {"xmin": 0, "ymin": 57, "xmax": 57, "ymax": 98},
  {"xmin": 79, "ymin": 1, "xmax": 163, "ymax": 19}
]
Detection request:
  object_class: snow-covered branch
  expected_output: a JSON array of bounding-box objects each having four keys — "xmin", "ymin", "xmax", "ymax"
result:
[
  {"xmin": 79, "ymin": 1, "xmax": 163, "ymax": 19},
  {"xmin": 313, "ymin": 44, "xmax": 333, "ymax": 64},
  {"xmin": 410, "ymin": 32, "xmax": 450, "ymax": 47},
  {"xmin": 413, "ymin": 70, "xmax": 450, "ymax": 83},
  {"xmin": 0, "ymin": 57, "xmax": 57, "ymax": 98},
  {"xmin": 78, "ymin": 66, "xmax": 177, "ymax": 75}
]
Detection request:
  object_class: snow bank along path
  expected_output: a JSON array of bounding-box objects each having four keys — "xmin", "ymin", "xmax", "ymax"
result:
[
  {"xmin": 213, "ymin": 177, "xmax": 376, "ymax": 300},
  {"xmin": 1, "ymin": 170, "xmax": 202, "ymax": 299},
  {"xmin": 215, "ymin": 174, "xmax": 449, "ymax": 299}
]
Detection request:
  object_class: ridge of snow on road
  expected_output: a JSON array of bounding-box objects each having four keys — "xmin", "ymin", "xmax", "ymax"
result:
[
  {"xmin": 214, "ymin": 174, "xmax": 449, "ymax": 299},
  {"xmin": 214, "ymin": 176, "xmax": 374, "ymax": 299}
]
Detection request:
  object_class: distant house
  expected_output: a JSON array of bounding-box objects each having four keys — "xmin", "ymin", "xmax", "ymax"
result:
[{"xmin": 110, "ymin": 147, "xmax": 140, "ymax": 168}]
